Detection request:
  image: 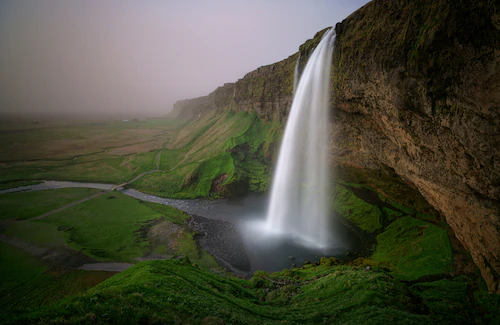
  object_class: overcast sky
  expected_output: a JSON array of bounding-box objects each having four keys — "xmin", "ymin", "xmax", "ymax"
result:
[{"xmin": 0, "ymin": 0, "xmax": 370, "ymax": 117}]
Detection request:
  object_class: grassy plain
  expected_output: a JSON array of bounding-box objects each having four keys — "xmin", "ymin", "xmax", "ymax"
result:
[
  {"xmin": 0, "ymin": 188, "xmax": 102, "ymax": 220},
  {"xmin": 1, "ymin": 190, "xmax": 220, "ymax": 268},
  {"xmin": 1, "ymin": 111, "xmax": 278, "ymax": 198},
  {"xmin": 0, "ymin": 117, "xmax": 184, "ymax": 185}
]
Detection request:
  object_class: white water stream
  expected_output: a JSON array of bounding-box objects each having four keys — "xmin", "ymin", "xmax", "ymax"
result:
[{"xmin": 265, "ymin": 28, "xmax": 336, "ymax": 248}]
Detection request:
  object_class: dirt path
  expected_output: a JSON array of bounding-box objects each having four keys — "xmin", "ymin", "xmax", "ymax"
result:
[
  {"xmin": 155, "ymin": 149, "xmax": 163, "ymax": 169},
  {"xmin": 30, "ymin": 190, "xmax": 109, "ymax": 220},
  {"xmin": 126, "ymin": 169, "xmax": 161, "ymax": 185},
  {"xmin": 0, "ymin": 234, "xmax": 135, "ymax": 271},
  {"xmin": 0, "ymin": 234, "xmax": 49, "ymax": 256},
  {"xmin": 0, "ymin": 170, "xmax": 166, "ymax": 271},
  {"xmin": 77, "ymin": 262, "xmax": 134, "ymax": 272}
]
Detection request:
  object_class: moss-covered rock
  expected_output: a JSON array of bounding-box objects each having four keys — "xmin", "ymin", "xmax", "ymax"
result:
[
  {"xmin": 332, "ymin": 184, "xmax": 383, "ymax": 233},
  {"xmin": 370, "ymin": 216, "xmax": 453, "ymax": 281}
]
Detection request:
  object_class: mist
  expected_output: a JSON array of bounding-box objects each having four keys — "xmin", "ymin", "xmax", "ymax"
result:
[{"xmin": 0, "ymin": 0, "xmax": 370, "ymax": 118}]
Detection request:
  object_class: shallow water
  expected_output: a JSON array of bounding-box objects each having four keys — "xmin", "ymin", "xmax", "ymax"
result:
[
  {"xmin": 123, "ymin": 189, "xmax": 361, "ymax": 275},
  {"xmin": 1, "ymin": 181, "xmax": 361, "ymax": 275}
]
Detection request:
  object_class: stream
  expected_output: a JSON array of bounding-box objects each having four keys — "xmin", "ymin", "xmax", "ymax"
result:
[{"xmin": 2, "ymin": 181, "xmax": 362, "ymax": 276}]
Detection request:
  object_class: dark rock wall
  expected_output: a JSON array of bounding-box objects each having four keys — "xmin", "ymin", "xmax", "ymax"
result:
[{"xmin": 332, "ymin": 0, "xmax": 500, "ymax": 292}]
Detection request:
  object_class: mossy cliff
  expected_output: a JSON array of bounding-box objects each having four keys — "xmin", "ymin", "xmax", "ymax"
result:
[
  {"xmin": 332, "ymin": 0, "xmax": 500, "ymax": 293},
  {"xmin": 170, "ymin": 0, "xmax": 500, "ymax": 293}
]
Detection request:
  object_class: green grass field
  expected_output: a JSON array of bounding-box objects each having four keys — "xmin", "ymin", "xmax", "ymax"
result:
[
  {"xmin": 0, "ymin": 188, "xmax": 221, "ymax": 316},
  {"xmin": 43, "ymin": 192, "xmax": 164, "ymax": 261},
  {"xmin": 0, "ymin": 188, "xmax": 102, "ymax": 220},
  {"xmin": 0, "ymin": 117, "xmax": 185, "ymax": 184},
  {"xmin": 1, "ymin": 189, "xmax": 219, "ymax": 268}
]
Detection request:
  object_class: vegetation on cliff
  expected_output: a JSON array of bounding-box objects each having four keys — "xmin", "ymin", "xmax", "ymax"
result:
[
  {"xmin": 332, "ymin": 0, "xmax": 500, "ymax": 292},
  {"xmin": 131, "ymin": 110, "xmax": 282, "ymax": 198}
]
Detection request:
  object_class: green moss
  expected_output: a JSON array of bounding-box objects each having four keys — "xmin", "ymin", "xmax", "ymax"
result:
[
  {"xmin": 3, "ymin": 258, "xmax": 497, "ymax": 324},
  {"xmin": 8, "ymin": 260, "xmax": 431, "ymax": 325},
  {"xmin": 371, "ymin": 216, "xmax": 452, "ymax": 281},
  {"xmin": 382, "ymin": 207, "xmax": 403, "ymax": 222},
  {"xmin": 381, "ymin": 195, "xmax": 438, "ymax": 221},
  {"xmin": 335, "ymin": 166, "xmax": 440, "ymax": 220},
  {"xmin": 332, "ymin": 184, "xmax": 383, "ymax": 233},
  {"xmin": 141, "ymin": 201, "xmax": 190, "ymax": 224},
  {"xmin": 410, "ymin": 276, "xmax": 500, "ymax": 324},
  {"xmin": 177, "ymin": 233, "xmax": 220, "ymax": 271}
]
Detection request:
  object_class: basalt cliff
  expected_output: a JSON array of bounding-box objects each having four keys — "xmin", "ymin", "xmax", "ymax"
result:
[{"xmin": 171, "ymin": 0, "xmax": 500, "ymax": 293}]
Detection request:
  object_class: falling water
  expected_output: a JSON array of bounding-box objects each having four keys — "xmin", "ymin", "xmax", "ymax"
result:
[
  {"xmin": 266, "ymin": 28, "xmax": 336, "ymax": 248},
  {"xmin": 293, "ymin": 54, "xmax": 301, "ymax": 94}
]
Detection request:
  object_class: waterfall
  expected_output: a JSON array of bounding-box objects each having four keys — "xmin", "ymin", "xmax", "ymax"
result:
[
  {"xmin": 293, "ymin": 54, "xmax": 301, "ymax": 94},
  {"xmin": 266, "ymin": 28, "xmax": 335, "ymax": 248}
]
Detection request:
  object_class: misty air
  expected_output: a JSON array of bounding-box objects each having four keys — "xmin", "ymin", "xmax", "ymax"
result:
[{"xmin": 0, "ymin": 1, "xmax": 499, "ymax": 324}]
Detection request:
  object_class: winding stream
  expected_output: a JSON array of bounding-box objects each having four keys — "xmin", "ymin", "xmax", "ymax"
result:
[{"xmin": 2, "ymin": 181, "xmax": 361, "ymax": 276}]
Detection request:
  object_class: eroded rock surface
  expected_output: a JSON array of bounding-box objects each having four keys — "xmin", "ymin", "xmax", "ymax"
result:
[{"xmin": 332, "ymin": 0, "xmax": 500, "ymax": 293}]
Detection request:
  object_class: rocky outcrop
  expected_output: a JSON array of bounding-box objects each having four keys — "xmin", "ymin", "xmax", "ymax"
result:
[
  {"xmin": 332, "ymin": 0, "xmax": 500, "ymax": 292},
  {"xmin": 169, "ymin": 0, "xmax": 500, "ymax": 292}
]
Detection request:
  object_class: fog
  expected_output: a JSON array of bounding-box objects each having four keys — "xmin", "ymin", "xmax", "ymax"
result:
[{"xmin": 0, "ymin": 0, "xmax": 370, "ymax": 118}]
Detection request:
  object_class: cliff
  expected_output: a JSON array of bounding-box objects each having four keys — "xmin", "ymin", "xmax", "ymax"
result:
[
  {"xmin": 170, "ymin": 28, "xmax": 331, "ymax": 122},
  {"xmin": 170, "ymin": 0, "xmax": 500, "ymax": 292},
  {"xmin": 332, "ymin": 0, "xmax": 500, "ymax": 293}
]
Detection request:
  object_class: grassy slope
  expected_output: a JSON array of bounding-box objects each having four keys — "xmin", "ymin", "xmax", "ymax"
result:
[
  {"xmin": 7, "ymin": 259, "xmax": 498, "ymax": 325},
  {"xmin": 332, "ymin": 184, "xmax": 384, "ymax": 233},
  {"xmin": 0, "ymin": 242, "xmax": 115, "ymax": 315},
  {"xmin": 132, "ymin": 110, "xmax": 281, "ymax": 198},
  {"xmin": 0, "ymin": 188, "xmax": 102, "ymax": 220},
  {"xmin": 0, "ymin": 112, "xmax": 277, "ymax": 197},
  {"xmin": 0, "ymin": 191, "xmax": 221, "ymax": 316}
]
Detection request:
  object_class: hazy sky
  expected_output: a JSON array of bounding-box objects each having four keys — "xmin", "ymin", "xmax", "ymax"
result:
[{"xmin": 0, "ymin": 0, "xmax": 370, "ymax": 117}]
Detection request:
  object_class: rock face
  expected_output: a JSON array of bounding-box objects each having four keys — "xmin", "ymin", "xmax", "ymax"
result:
[
  {"xmin": 171, "ymin": 0, "xmax": 500, "ymax": 292},
  {"xmin": 332, "ymin": 0, "xmax": 500, "ymax": 293}
]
